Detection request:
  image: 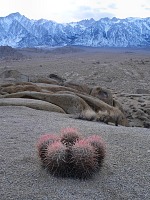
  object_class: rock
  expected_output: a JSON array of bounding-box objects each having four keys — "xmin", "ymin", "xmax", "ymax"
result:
[
  {"xmin": 143, "ymin": 121, "xmax": 150, "ymax": 128},
  {"xmin": 0, "ymin": 70, "xmax": 130, "ymax": 127},
  {"xmin": 30, "ymin": 77, "xmax": 59, "ymax": 84},
  {"xmin": 36, "ymin": 84, "xmax": 79, "ymax": 93},
  {"xmin": 0, "ymin": 98, "xmax": 65, "ymax": 113},
  {"xmin": 0, "ymin": 70, "xmax": 29, "ymax": 82},
  {"xmin": 64, "ymin": 81, "xmax": 91, "ymax": 94},
  {"xmin": 90, "ymin": 86, "xmax": 113, "ymax": 106},
  {"xmin": 48, "ymin": 74, "xmax": 66, "ymax": 84},
  {"xmin": 0, "ymin": 90, "xmax": 127, "ymax": 126},
  {"xmin": 0, "ymin": 82, "xmax": 41, "ymax": 94}
]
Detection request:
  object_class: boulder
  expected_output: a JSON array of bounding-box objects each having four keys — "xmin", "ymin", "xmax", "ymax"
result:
[{"xmin": 0, "ymin": 98, "xmax": 65, "ymax": 113}]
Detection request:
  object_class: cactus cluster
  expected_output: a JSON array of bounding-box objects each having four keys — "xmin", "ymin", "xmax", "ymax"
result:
[{"xmin": 37, "ymin": 128, "xmax": 106, "ymax": 179}]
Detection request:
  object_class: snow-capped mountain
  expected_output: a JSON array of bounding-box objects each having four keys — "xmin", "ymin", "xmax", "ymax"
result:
[{"xmin": 0, "ymin": 12, "xmax": 150, "ymax": 48}]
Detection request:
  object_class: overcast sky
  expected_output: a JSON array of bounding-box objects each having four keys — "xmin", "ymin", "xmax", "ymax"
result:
[{"xmin": 0, "ymin": 0, "xmax": 150, "ymax": 23}]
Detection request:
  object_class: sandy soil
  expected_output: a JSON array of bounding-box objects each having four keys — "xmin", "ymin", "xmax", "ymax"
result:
[
  {"xmin": 0, "ymin": 106, "xmax": 150, "ymax": 200},
  {"xmin": 0, "ymin": 47, "xmax": 150, "ymax": 199}
]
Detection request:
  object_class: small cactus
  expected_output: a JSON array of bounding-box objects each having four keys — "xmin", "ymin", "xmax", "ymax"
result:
[
  {"xmin": 45, "ymin": 141, "xmax": 69, "ymax": 177},
  {"xmin": 86, "ymin": 135, "xmax": 106, "ymax": 166},
  {"xmin": 70, "ymin": 140, "xmax": 98, "ymax": 179},
  {"xmin": 37, "ymin": 128, "xmax": 106, "ymax": 179},
  {"xmin": 60, "ymin": 128, "xmax": 80, "ymax": 147},
  {"xmin": 37, "ymin": 134, "xmax": 59, "ymax": 163}
]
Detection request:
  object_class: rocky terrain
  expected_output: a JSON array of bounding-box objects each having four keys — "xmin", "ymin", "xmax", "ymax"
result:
[
  {"xmin": 0, "ymin": 46, "xmax": 24, "ymax": 60},
  {"xmin": 0, "ymin": 46, "xmax": 149, "ymax": 128}
]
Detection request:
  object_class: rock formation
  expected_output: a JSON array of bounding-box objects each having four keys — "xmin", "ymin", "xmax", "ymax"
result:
[{"xmin": 0, "ymin": 70, "xmax": 129, "ymax": 127}]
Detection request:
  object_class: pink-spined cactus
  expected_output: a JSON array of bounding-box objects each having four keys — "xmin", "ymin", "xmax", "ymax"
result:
[
  {"xmin": 37, "ymin": 128, "xmax": 106, "ymax": 179},
  {"xmin": 70, "ymin": 139, "xmax": 99, "ymax": 179},
  {"xmin": 60, "ymin": 127, "xmax": 80, "ymax": 147},
  {"xmin": 45, "ymin": 141, "xmax": 69, "ymax": 177},
  {"xmin": 86, "ymin": 135, "xmax": 106, "ymax": 166},
  {"xmin": 37, "ymin": 134, "xmax": 59, "ymax": 163}
]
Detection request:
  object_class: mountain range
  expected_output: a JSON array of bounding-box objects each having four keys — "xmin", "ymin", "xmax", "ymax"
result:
[{"xmin": 0, "ymin": 12, "xmax": 150, "ymax": 48}]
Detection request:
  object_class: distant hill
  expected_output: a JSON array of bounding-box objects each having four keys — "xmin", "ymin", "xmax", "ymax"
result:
[
  {"xmin": 0, "ymin": 46, "xmax": 24, "ymax": 59},
  {"xmin": 0, "ymin": 12, "xmax": 150, "ymax": 48}
]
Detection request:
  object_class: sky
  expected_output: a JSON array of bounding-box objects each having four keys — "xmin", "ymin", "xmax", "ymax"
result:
[{"xmin": 0, "ymin": 0, "xmax": 150, "ymax": 23}]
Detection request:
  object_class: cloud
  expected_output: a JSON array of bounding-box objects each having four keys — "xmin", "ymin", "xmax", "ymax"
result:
[
  {"xmin": 71, "ymin": 6, "xmax": 114, "ymax": 21},
  {"xmin": 141, "ymin": 4, "xmax": 150, "ymax": 10},
  {"xmin": 0, "ymin": 0, "xmax": 150, "ymax": 23},
  {"xmin": 108, "ymin": 3, "xmax": 117, "ymax": 9}
]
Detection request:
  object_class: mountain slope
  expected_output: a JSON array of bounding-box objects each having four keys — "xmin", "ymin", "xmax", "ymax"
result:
[{"xmin": 0, "ymin": 12, "xmax": 150, "ymax": 47}]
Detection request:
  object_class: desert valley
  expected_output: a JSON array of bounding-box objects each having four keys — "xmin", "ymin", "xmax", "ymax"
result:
[{"xmin": 0, "ymin": 45, "xmax": 150, "ymax": 199}]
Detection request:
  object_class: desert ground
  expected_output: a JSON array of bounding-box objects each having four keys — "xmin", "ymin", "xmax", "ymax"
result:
[
  {"xmin": 0, "ymin": 46, "xmax": 150, "ymax": 199},
  {"xmin": 0, "ymin": 46, "xmax": 150, "ymax": 94}
]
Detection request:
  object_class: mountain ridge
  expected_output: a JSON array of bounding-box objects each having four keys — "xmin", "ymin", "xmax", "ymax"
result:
[{"xmin": 0, "ymin": 12, "xmax": 150, "ymax": 48}]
